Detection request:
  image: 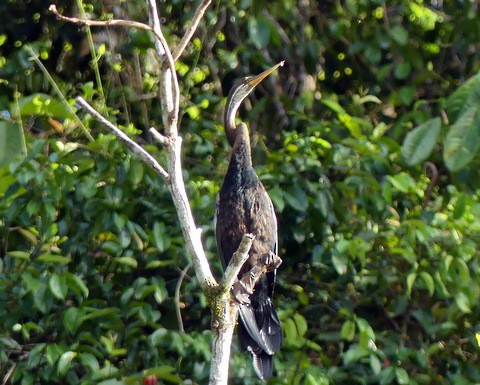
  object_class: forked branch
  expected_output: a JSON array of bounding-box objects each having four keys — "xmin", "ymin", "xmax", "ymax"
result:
[{"xmin": 51, "ymin": 2, "xmax": 279, "ymax": 385}]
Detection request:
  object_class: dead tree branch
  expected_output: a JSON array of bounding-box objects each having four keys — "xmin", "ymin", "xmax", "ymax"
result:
[
  {"xmin": 172, "ymin": 0, "xmax": 212, "ymax": 60},
  {"xmin": 75, "ymin": 97, "xmax": 169, "ymax": 180},
  {"xmin": 51, "ymin": 2, "xmax": 279, "ymax": 385}
]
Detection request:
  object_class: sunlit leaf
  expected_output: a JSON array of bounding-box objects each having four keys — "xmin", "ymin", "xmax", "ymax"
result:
[
  {"xmin": 57, "ymin": 351, "xmax": 77, "ymax": 376},
  {"xmin": 343, "ymin": 344, "xmax": 369, "ymax": 365},
  {"xmin": 402, "ymin": 117, "xmax": 441, "ymax": 165},
  {"xmin": 340, "ymin": 320, "xmax": 356, "ymax": 341},
  {"xmin": 38, "ymin": 253, "xmax": 71, "ymax": 264},
  {"xmin": 49, "ymin": 273, "xmax": 68, "ymax": 300},
  {"xmin": 0, "ymin": 120, "xmax": 26, "ymax": 165},
  {"xmin": 444, "ymin": 107, "xmax": 480, "ymax": 172}
]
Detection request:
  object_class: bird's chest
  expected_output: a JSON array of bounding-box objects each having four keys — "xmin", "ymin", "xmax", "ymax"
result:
[{"xmin": 217, "ymin": 174, "xmax": 275, "ymax": 269}]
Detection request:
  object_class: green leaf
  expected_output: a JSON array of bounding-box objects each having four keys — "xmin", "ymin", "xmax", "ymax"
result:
[
  {"xmin": 446, "ymin": 74, "xmax": 480, "ymax": 121},
  {"xmin": 0, "ymin": 120, "xmax": 26, "ymax": 166},
  {"xmin": 283, "ymin": 318, "xmax": 298, "ymax": 342},
  {"xmin": 17, "ymin": 93, "xmax": 75, "ymax": 120},
  {"xmin": 152, "ymin": 222, "xmax": 171, "ymax": 252},
  {"xmin": 390, "ymin": 25, "xmax": 409, "ymax": 45},
  {"xmin": 321, "ymin": 99, "xmax": 346, "ymax": 114},
  {"xmin": 57, "ymin": 351, "xmax": 77, "ymax": 376},
  {"xmin": 248, "ymin": 17, "xmax": 270, "ymax": 49},
  {"xmin": 395, "ymin": 367, "xmax": 409, "ymax": 384},
  {"xmin": 7, "ymin": 250, "xmax": 31, "ymax": 260},
  {"xmin": 394, "ymin": 62, "xmax": 412, "ymax": 80},
  {"xmin": 419, "ymin": 271, "xmax": 435, "ymax": 296},
  {"xmin": 402, "ymin": 117, "xmax": 441, "ymax": 165},
  {"xmin": 79, "ymin": 353, "xmax": 100, "ymax": 371},
  {"xmin": 22, "ymin": 272, "xmax": 42, "ymax": 292},
  {"xmin": 452, "ymin": 193, "xmax": 467, "ymax": 219},
  {"xmin": 343, "ymin": 344, "xmax": 369, "ymax": 365},
  {"xmin": 293, "ymin": 313, "xmax": 308, "ymax": 337},
  {"xmin": 65, "ymin": 273, "xmax": 89, "ymax": 299},
  {"xmin": 365, "ymin": 45, "xmax": 381, "ymax": 64},
  {"xmin": 37, "ymin": 253, "xmax": 72, "ymax": 265},
  {"xmin": 340, "ymin": 320, "xmax": 356, "ymax": 341},
  {"xmin": 332, "ymin": 252, "xmax": 348, "ymax": 275},
  {"xmin": 284, "ymin": 185, "xmax": 308, "ymax": 212},
  {"xmin": 370, "ymin": 354, "xmax": 382, "ymax": 375},
  {"xmin": 449, "ymin": 258, "xmax": 470, "ymax": 283},
  {"xmin": 49, "ymin": 273, "xmax": 68, "ymax": 300},
  {"xmin": 406, "ymin": 272, "xmax": 417, "ymax": 298},
  {"xmin": 388, "ymin": 172, "xmax": 417, "ymax": 193},
  {"xmin": 113, "ymin": 256, "xmax": 138, "ymax": 268},
  {"xmin": 268, "ymin": 186, "xmax": 285, "ymax": 213},
  {"xmin": 82, "ymin": 307, "xmax": 120, "ymax": 321},
  {"xmin": 46, "ymin": 344, "xmax": 64, "ymax": 367},
  {"xmin": 444, "ymin": 107, "xmax": 480, "ymax": 172},
  {"xmin": 63, "ymin": 307, "xmax": 84, "ymax": 334}
]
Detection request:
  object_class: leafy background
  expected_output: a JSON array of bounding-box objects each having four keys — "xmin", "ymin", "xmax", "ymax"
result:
[{"xmin": 1, "ymin": 0, "xmax": 480, "ymax": 384}]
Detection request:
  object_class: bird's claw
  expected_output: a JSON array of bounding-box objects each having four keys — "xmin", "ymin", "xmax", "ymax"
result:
[
  {"xmin": 232, "ymin": 252, "xmax": 282, "ymax": 305},
  {"xmin": 232, "ymin": 278, "xmax": 252, "ymax": 304},
  {"xmin": 261, "ymin": 251, "xmax": 282, "ymax": 271}
]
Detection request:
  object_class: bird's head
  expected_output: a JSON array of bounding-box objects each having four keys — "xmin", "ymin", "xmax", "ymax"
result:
[{"xmin": 224, "ymin": 61, "xmax": 284, "ymax": 145}]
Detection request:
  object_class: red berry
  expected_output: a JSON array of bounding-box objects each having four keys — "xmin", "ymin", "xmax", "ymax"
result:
[
  {"xmin": 383, "ymin": 358, "xmax": 391, "ymax": 367},
  {"xmin": 144, "ymin": 374, "xmax": 158, "ymax": 385}
]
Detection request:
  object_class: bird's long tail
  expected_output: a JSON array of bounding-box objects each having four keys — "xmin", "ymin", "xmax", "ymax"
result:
[{"xmin": 238, "ymin": 299, "xmax": 283, "ymax": 381}]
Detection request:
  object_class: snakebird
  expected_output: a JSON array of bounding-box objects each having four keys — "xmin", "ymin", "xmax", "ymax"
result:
[{"xmin": 215, "ymin": 62, "xmax": 284, "ymax": 381}]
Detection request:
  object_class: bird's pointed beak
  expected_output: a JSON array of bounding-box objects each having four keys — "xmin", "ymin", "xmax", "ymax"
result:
[{"xmin": 247, "ymin": 61, "xmax": 284, "ymax": 88}]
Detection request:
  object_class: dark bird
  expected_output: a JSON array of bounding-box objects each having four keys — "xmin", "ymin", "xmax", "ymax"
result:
[{"xmin": 215, "ymin": 62, "xmax": 284, "ymax": 381}]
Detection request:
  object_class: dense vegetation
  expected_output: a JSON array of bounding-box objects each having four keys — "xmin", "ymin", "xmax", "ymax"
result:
[{"xmin": 1, "ymin": 1, "xmax": 480, "ymax": 384}]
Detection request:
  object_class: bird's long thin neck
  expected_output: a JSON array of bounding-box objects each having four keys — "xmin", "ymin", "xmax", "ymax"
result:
[
  {"xmin": 224, "ymin": 92, "xmax": 240, "ymax": 147},
  {"xmin": 229, "ymin": 123, "xmax": 252, "ymax": 169}
]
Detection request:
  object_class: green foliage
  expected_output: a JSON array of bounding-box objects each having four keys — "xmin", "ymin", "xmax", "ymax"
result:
[{"xmin": 3, "ymin": 0, "xmax": 480, "ymax": 384}]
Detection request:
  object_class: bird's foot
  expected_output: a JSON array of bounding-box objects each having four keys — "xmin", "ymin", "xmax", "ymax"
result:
[
  {"xmin": 260, "ymin": 251, "xmax": 282, "ymax": 272},
  {"xmin": 231, "ymin": 252, "xmax": 283, "ymax": 305},
  {"xmin": 232, "ymin": 277, "xmax": 253, "ymax": 304}
]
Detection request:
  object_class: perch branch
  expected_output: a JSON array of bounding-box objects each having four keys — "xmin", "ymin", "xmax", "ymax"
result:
[
  {"xmin": 220, "ymin": 234, "xmax": 255, "ymax": 292},
  {"xmin": 232, "ymin": 251, "xmax": 282, "ymax": 304},
  {"xmin": 172, "ymin": 0, "xmax": 212, "ymax": 61},
  {"xmin": 209, "ymin": 236, "xmax": 281, "ymax": 385},
  {"xmin": 75, "ymin": 97, "xmax": 169, "ymax": 181}
]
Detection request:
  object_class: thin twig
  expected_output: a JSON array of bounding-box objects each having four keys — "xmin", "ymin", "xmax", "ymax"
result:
[
  {"xmin": 25, "ymin": 45, "xmax": 94, "ymax": 141},
  {"xmin": 149, "ymin": 127, "xmax": 168, "ymax": 145},
  {"xmin": 172, "ymin": 0, "xmax": 212, "ymax": 61},
  {"xmin": 49, "ymin": 5, "xmax": 154, "ymax": 34},
  {"xmin": 75, "ymin": 97, "xmax": 169, "ymax": 180},
  {"xmin": 1, "ymin": 363, "xmax": 16, "ymax": 385},
  {"xmin": 73, "ymin": 0, "xmax": 105, "ymax": 103},
  {"xmin": 175, "ymin": 262, "xmax": 193, "ymax": 334}
]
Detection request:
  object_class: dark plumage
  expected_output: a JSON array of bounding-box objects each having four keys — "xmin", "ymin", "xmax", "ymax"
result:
[{"xmin": 215, "ymin": 63, "xmax": 284, "ymax": 381}]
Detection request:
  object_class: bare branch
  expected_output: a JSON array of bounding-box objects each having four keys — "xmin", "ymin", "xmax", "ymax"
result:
[
  {"xmin": 49, "ymin": 4, "xmax": 155, "ymax": 34},
  {"xmin": 220, "ymin": 234, "xmax": 255, "ymax": 292},
  {"xmin": 75, "ymin": 97, "xmax": 169, "ymax": 181},
  {"xmin": 172, "ymin": 0, "xmax": 212, "ymax": 61},
  {"xmin": 149, "ymin": 127, "xmax": 168, "ymax": 145},
  {"xmin": 145, "ymin": 0, "xmax": 217, "ymax": 290},
  {"xmin": 147, "ymin": 0, "xmax": 180, "ymax": 136},
  {"xmin": 166, "ymin": 135, "xmax": 217, "ymax": 289},
  {"xmin": 175, "ymin": 262, "xmax": 192, "ymax": 334}
]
